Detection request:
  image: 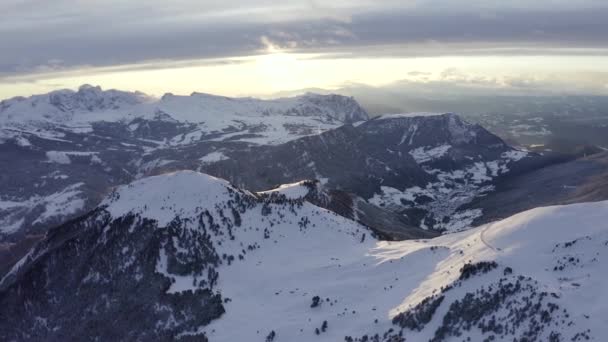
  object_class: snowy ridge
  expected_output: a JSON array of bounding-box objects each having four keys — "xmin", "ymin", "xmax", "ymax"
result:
[
  {"xmin": 199, "ymin": 193, "xmax": 608, "ymax": 341},
  {"xmin": 0, "ymin": 86, "xmax": 368, "ymax": 146},
  {"xmin": 257, "ymin": 180, "xmax": 318, "ymax": 200},
  {"xmin": 160, "ymin": 92, "xmax": 368, "ymax": 123},
  {"xmin": 1, "ymin": 171, "xmax": 607, "ymax": 341},
  {"xmin": 101, "ymin": 171, "xmax": 239, "ymax": 226},
  {"xmin": 377, "ymin": 112, "xmax": 448, "ymax": 120},
  {"xmin": 0, "ymin": 84, "xmax": 152, "ymax": 126}
]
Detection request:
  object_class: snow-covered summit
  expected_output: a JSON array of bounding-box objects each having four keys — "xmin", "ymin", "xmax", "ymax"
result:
[
  {"xmin": 0, "ymin": 85, "xmax": 367, "ymax": 125},
  {"xmin": 0, "ymin": 85, "xmax": 368, "ymax": 146},
  {"xmin": 49, "ymin": 84, "xmax": 151, "ymax": 112},
  {"xmin": 101, "ymin": 171, "xmax": 242, "ymax": 226},
  {"xmin": 157, "ymin": 91, "xmax": 368, "ymax": 123},
  {"xmin": 0, "ymin": 85, "xmax": 152, "ymax": 125}
]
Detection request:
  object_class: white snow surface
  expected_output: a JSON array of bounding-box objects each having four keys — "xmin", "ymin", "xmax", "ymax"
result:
[
  {"xmin": 45, "ymin": 151, "xmax": 99, "ymax": 164},
  {"xmin": 199, "ymin": 151, "xmax": 229, "ymax": 164},
  {"xmin": 148, "ymin": 170, "xmax": 605, "ymax": 340},
  {"xmin": 501, "ymin": 149, "xmax": 529, "ymax": 162},
  {"xmin": 0, "ymin": 183, "xmax": 86, "ymax": 233},
  {"xmin": 0, "ymin": 86, "xmax": 366, "ymax": 146},
  {"xmin": 377, "ymin": 112, "xmax": 448, "ymax": 120},
  {"xmin": 258, "ymin": 181, "xmax": 314, "ymax": 199},
  {"xmin": 90, "ymin": 171, "xmax": 608, "ymax": 340},
  {"xmin": 205, "ymin": 201, "xmax": 608, "ymax": 341},
  {"xmin": 101, "ymin": 171, "xmax": 237, "ymax": 227},
  {"xmin": 409, "ymin": 144, "xmax": 452, "ymax": 163}
]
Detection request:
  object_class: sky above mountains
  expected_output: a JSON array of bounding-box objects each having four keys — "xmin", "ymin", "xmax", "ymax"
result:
[{"xmin": 1, "ymin": 0, "xmax": 607, "ymax": 99}]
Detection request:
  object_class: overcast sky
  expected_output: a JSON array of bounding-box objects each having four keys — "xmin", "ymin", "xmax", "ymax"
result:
[{"xmin": 1, "ymin": 0, "xmax": 607, "ymax": 98}]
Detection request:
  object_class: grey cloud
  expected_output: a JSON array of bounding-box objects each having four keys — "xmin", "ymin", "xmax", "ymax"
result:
[
  {"xmin": 277, "ymin": 69, "xmax": 608, "ymax": 101},
  {"xmin": 1, "ymin": 1, "xmax": 607, "ymax": 77}
]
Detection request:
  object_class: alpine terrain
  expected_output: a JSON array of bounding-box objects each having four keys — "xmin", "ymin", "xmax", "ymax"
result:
[
  {"xmin": 3, "ymin": 0, "xmax": 607, "ymax": 340},
  {"xmin": 1, "ymin": 86, "xmax": 608, "ymax": 342},
  {"xmin": 0, "ymin": 171, "xmax": 606, "ymax": 341}
]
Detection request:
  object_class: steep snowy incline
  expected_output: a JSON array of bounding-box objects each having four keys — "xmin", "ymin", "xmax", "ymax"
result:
[
  {"xmin": 1, "ymin": 171, "xmax": 607, "ymax": 341},
  {"xmin": 0, "ymin": 171, "xmax": 371, "ymax": 341},
  {"xmin": 202, "ymin": 200, "xmax": 608, "ymax": 342}
]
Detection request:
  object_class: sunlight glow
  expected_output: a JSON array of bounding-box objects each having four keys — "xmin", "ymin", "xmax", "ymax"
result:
[{"xmin": 1, "ymin": 52, "xmax": 608, "ymax": 99}]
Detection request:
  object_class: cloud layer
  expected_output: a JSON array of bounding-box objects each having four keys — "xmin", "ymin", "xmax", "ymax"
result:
[{"xmin": 2, "ymin": 0, "xmax": 608, "ymax": 77}]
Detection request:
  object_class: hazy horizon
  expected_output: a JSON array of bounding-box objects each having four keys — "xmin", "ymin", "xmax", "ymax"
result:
[{"xmin": 1, "ymin": 1, "xmax": 607, "ymax": 99}]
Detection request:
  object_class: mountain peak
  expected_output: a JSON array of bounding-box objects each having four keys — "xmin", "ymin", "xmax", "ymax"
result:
[
  {"xmin": 48, "ymin": 84, "xmax": 151, "ymax": 113},
  {"xmin": 296, "ymin": 92, "xmax": 369, "ymax": 122},
  {"xmin": 0, "ymin": 85, "xmax": 152, "ymax": 127},
  {"xmin": 77, "ymin": 84, "xmax": 102, "ymax": 92},
  {"xmin": 101, "ymin": 171, "xmax": 241, "ymax": 226},
  {"xmin": 363, "ymin": 111, "xmax": 486, "ymax": 146},
  {"xmin": 156, "ymin": 91, "xmax": 369, "ymax": 123}
]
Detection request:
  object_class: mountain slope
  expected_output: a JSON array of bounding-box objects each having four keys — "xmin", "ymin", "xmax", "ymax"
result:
[
  {"xmin": 1, "ymin": 89, "xmax": 532, "ymax": 242},
  {"xmin": 1, "ymin": 171, "xmax": 607, "ymax": 341},
  {"xmin": 0, "ymin": 85, "xmax": 368, "ymax": 147},
  {"xmin": 0, "ymin": 86, "xmax": 368, "ymax": 242},
  {"xmin": 200, "ymin": 113, "xmax": 541, "ymax": 232},
  {"xmin": 0, "ymin": 171, "xmax": 370, "ymax": 341},
  {"xmin": 466, "ymin": 151, "xmax": 608, "ymax": 225},
  {"xmin": 205, "ymin": 200, "xmax": 608, "ymax": 342},
  {"xmin": 0, "ymin": 84, "xmax": 152, "ymax": 126}
]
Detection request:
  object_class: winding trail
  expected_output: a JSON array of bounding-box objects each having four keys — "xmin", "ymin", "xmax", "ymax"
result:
[{"xmin": 480, "ymin": 222, "xmax": 500, "ymax": 252}]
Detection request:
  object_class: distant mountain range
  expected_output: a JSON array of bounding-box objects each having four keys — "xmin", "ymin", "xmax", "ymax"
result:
[
  {"xmin": 2, "ymin": 86, "xmax": 608, "ymax": 270},
  {"xmin": 0, "ymin": 85, "xmax": 367, "ymax": 241}
]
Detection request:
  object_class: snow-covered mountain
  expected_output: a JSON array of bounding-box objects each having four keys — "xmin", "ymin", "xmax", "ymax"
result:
[
  {"xmin": 3, "ymin": 87, "xmax": 520, "ymax": 243},
  {"xmin": 0, "ymin": 85, "xmax": 368, "ymax": 146},
  {"xmin": 202, "ymin": 112, "xmax": 543, "ymax": 233},
  {"xmin": 2, "ymin": 86, "xmax": 607, "ymax": 283},
  {"xmin": 0, "ymin": 84, "xmax": 152, "ymax": 126},
  {"xmin": 0, "ymin": 86, "xmax": 368, "ymax": 244},
  {"xmin": 1, "ymin": 171, "xmax": 606, "ymax": 341}
]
